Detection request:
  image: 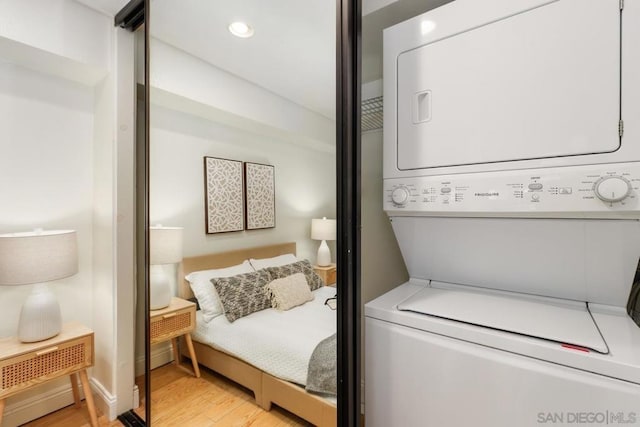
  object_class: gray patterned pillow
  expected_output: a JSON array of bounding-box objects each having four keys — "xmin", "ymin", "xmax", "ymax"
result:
[
  {"xmin": 211, "ymin": 270, "xmax": 273, "ymax": 322},
  {"xmin": 265, "ymin": 260, "xmax": 324, "ymax": 291}
]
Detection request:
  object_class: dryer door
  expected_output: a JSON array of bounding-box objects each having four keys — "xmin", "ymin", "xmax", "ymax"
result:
[{"xmin": 396, "ymin": 0, "xmax": 621, "ymax": 170}]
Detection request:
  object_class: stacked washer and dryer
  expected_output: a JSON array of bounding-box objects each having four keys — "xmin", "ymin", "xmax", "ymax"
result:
[{"xmin": 365, "ymin": 0, "xmax": 640, "ymax": 426}]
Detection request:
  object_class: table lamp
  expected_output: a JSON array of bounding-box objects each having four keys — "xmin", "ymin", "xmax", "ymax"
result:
[
  {"xmin": 311, "ymin": 217, "xmax": 336, "ymax": 267},
  {"xmin": 0, "ymin": 230, "xmax": 78, "ymax": 342},
  {"xmin": 150, "ymin": 226, "xmax": 183, "ymax": 310}
]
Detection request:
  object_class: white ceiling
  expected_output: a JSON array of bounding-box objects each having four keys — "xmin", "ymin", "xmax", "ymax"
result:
[
  {"xmin": 76, "ymin": 0, "xmax": 336, "ymax": 120},
  {"xmin": 76, "ymin": 0, "xmax": 450, "ymax": 115},
  {"xmin": 150, "ymin": 0, "xmax": 336, "ymax": 120}
]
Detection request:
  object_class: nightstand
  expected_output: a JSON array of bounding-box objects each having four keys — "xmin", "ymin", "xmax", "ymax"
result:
[
  {"xmin": 150, "ymin": 297, "xmax": 200, "ymax": 378},
  {"xmin": 0, "ymin": 322, "xmax": 98, "ymax": 427},
  {"xmin": 313, "ymin": 264, "xmax": 337, "ymax": 286}
]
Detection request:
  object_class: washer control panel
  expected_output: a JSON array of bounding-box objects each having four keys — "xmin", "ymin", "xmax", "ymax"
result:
[{"xmin": 384, "ymin": 164, "xmax": 640, "ymax": 216}]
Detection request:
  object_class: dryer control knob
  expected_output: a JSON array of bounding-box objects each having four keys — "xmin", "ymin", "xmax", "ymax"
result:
[
  {"xmin": 594, "ymin": 176, "xmax": 632, "ymax": 203},
  {"xmin": 391, "ymin": 186, "xmax": 411, "ymax": 206}
]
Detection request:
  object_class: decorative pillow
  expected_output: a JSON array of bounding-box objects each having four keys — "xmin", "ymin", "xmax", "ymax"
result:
[
  {"xmin": 212, "ymin": 269, "xmax": 273, "ymax": 322},
  {"xmin": 249, "ymin": 253, "xmax": 298, "ymax": 270},
  {"xmin": 265, "ymin": 259, "xmax": 324, "ymax": 291},
  {"xmin": 265, "ymin": 273, "xmax": 314, "ymax": 311},
  {"xmin": 185, "ymin": 261, "xmax": 255, "ymax": 323}
]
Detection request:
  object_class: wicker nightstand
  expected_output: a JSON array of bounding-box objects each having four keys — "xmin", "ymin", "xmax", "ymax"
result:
[
  {"xmin": 0, "ymin": 322, "xmax": 98, "ymax": 427},
  {"xmin": 150, "ymin": 297, "xmax": 200, "ymax": 378},
  {"xmin": 313, "ymin": 264, "xmax": 337, "ymax": 286}
]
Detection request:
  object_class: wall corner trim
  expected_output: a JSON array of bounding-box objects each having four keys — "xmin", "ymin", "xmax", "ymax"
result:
[{"xmin": 90, "ymin": 377, "xmax": 118, "ymax": 421}]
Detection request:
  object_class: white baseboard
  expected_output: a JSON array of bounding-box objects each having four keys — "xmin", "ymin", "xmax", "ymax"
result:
[
  {"xmin": 2, "ymin": 381, "xmax": 77, "ymax": 427},
  {"xmin": 135, "ymin": 342, "xmax": 173, "ymax": 376},
  {"xmin": 2, "ymin": 375, "xmax": 132, "ymax": 425},
  {"xmin": 90, "ymin": 377, "xmax": 117, "ymax": 421},
  {"xmin": 133, "ymin": 384, "xmax": 140, "ymax": 409},
  {"xmin": 1, "ymin": 376, "xmax": 113, "ymax": 427}
]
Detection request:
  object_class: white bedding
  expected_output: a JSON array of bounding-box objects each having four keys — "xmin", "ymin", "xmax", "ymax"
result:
[{"xmin": 192, "ymin": 285, "xmax": 337, "ymax": 386}]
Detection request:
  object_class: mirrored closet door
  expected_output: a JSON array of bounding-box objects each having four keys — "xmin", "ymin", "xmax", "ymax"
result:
[{"xmin": 144, "ymin": 1, "xmax": 349, "ymax": 425}]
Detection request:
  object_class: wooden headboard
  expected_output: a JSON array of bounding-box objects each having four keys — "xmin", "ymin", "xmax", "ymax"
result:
[{"xmin": 178, "ymin": 242, "xmax": 297, "ymax": 299}]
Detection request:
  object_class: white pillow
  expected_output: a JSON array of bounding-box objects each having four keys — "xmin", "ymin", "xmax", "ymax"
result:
[
  {"xmin": 186, "ymin": 260, "xmax": 254, "ymax": 323},
  {"xmin": 249, "ymin": 253, "xmax": 298, "ymax": 270},
  {"xmin": 265, "ymin": 273, "xmax": 314, "ymax": 311}
]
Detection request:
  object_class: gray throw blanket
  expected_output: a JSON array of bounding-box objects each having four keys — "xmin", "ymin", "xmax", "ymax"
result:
[{"xmin": 306, "ymin": 333, "xmax": 337, "ymax": 396}]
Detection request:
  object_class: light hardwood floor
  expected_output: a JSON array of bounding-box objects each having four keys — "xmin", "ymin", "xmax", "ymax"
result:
[{"xmin": 22, "ymin": 363, "xmax": 310, "ymax": 427}]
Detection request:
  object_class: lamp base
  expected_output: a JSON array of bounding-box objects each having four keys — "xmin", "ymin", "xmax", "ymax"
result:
[
  {"xmin": 18, "ymin": 283, "xmax": 62, "ymax": 343},
  {"xmin": 316, "ymin": 240, "xmax": 332, "ymax": 267},
  {"xmin": 150, "ymin": 264, "xmax": 172, "ymax": 310}
]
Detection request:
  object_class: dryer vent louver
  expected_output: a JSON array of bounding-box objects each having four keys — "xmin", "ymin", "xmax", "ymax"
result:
[{"xmin": 362, "ymin": 96, "xmax": 383, "ymax": 132}]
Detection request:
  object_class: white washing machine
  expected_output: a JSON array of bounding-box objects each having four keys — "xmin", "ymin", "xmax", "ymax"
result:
[{"xmin": 365, "ymin": 0, "xmax": 640, "ymax": 426}]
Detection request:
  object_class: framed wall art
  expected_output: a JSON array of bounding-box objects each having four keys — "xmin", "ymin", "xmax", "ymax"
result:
[
  {"xmin": 204, "ymin": 156, "xmax": 245, "ymax": 234},
  {"xmin": 244, "ymin": 162, "xmax": 275, "ymax": 230}
]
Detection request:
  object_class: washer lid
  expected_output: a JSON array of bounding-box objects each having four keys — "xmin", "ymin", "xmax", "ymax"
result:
[{"xmin": 397, "ymin": 283, "xmax": 608, "ymax": 354}]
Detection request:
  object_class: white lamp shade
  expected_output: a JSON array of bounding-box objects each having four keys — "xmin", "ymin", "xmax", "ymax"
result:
[
  {"xmin": 150, "ymin": 226, "xmax": 183, "ymax": 265},
  {"xmin": 0, "ymin": 230, "xmax": 78, "ymax": 286},
  {"xmin": 311, "ymin": 218, "xmax": 336, "ymax": 241}
]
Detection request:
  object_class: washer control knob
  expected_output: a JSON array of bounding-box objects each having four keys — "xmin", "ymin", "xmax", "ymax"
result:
[
  {"xmin": 594, "ymin": 176, "xmax": 632, "ymax": 203},
  {"xmin": 391, "ymin": 186, "xmax": 411, "ymax": 206}
]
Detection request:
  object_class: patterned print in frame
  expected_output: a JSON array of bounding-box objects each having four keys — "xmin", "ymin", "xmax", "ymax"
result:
[
  {"xmin": 244, "ymin": 162, "xmax": 276, "ymax": 230},
  {"xmin": 204, "ymin": 157, "xmax": 244, "ymax": 234}
]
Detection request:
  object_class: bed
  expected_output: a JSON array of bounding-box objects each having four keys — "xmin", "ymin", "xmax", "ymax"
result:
[{"xmin": 178, "ymin": 242, "xmax": 337, "ymax": 427}]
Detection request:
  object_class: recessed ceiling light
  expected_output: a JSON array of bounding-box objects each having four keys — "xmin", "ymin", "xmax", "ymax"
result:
[{"xmin": 228, "ymin": 21, "xmax": 254, "ymax": 38}]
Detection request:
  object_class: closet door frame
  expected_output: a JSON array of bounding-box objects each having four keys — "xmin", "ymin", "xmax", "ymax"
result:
[{"xmin": 336, "ymin": 0, "xmax": 362, "ymax": 425}]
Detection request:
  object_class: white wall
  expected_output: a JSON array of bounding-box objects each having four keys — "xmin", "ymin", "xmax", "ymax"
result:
[
  {"xmin": 150, "ymin": 104, "xmax": 336, "ymax": 264},
  {"xmin": 0, "ymin": 62, "xmax": 97, "ymax": 425},
  {"xmin": 149, "ymin": 39, "xmax": 334, "ymax": 152},
  {"xmin": 0, "ymin": 0, "xmax": 110, "ymax": 71},
  {"xmin": 0, "ymin": 63, "xmax": 95, "ymax": 335}
]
